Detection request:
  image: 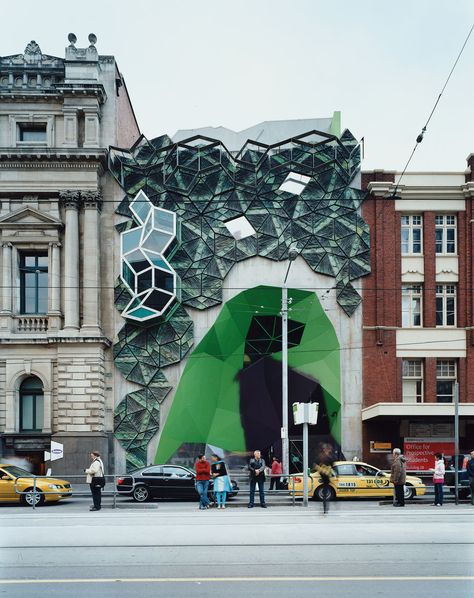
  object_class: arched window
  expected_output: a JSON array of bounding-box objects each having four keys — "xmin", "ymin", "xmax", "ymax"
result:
[{"xmin": 19, "ymin": 377, "xmax": 44, "ymax": 432}]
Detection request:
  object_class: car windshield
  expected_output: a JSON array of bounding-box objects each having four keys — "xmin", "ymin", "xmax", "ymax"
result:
[{"xmin": 2, "ymin": 466, "xmax": 33, "ymax": 478}]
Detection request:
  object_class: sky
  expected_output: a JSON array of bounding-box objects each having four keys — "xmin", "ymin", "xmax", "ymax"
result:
[{"xmin": 2, "ymin": 0, "xmax": 474, "ymax": 171}]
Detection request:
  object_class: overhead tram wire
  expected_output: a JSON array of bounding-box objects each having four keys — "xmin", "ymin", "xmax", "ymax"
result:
[{"xmin": 392, "ymin": 22, "xmax": 474, "ymax": 197}]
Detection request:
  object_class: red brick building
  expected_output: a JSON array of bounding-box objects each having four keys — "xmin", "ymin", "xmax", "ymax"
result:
[{"xmin": 361, "ymin": 160, "xmax": 474, "ymax": 470}]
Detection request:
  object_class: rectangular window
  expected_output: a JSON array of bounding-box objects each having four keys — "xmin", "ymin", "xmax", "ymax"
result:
[
  {"xmin": 435, "ymin": 214, "xmax": 456, "ymax": 254},
  {"xmin": 436, "ymin": 360, "xmax": 457, "ymax": 403},
  {"xmin": 20, "ymin": 393, "xmax": 44, "ymax": 431},
  {"xmin": 402, "ymin": 285, "xmax": 422, "ymax": 327},
  {"xmin": 436, "ymin": 284, "xmax": 456, "ymax": 327},
  {"xmin": 401, "ymin": 215, "xmax": 422, "ymax": 255},
  {"xmin": 19, "ymin": 253, "xmax": 48, "ymax": 314},
  {"xmin": 17, "ymin": 123, "xmax": 47, "ymax": 142},
  {"xmin": 402, "ymin": 359, "xmax": 423, "ymax": 403}
]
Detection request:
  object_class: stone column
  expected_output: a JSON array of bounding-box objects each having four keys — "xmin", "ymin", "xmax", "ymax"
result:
[
  {"xmin": 60, "ymin": 191, "xmax": 80, "ymax": 331},
  {"xmin": 48, "ymin": 242, "xmax": 61, "ymax": 331},
  {"xmin": 1, "ymin": 242, "xmax": 12, "ymax": 313},
  {"xmin": 81, "ymin": 191, "xmax": 102, "ymax": 335}
]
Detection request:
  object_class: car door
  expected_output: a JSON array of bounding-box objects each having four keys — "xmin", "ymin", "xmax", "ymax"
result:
[
  {"xmin": 333, "ymin": 464, "xmax": 361, "ymax": 497},
  {"xmin": 0, "ymin": 468, "xmax": 15, "ymax": 501},
  {"xmin": 162, "ymin": 466, "xmax": 195, "ymax": 499},
  {"xmin": 354, "ymin": 464, "xmax": 384, "ymax": 497},
  {"xmin": 138, "ymin": 466, "xmax": 166, "ymax": 498}
]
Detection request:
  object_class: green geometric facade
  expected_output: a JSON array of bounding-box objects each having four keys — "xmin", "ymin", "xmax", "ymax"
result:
[
  {"xmin": 156, "ymin": 286, "xmax": 340, "ymax": 464},
  {"xmin": 109, "ymin": 128, "xmax": 370, "ymax": 469}
]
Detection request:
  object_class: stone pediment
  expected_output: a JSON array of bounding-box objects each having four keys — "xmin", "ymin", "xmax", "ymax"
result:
[{"xmin": 0, "ymin": 206, "xmax": 63, "ymax": 229}]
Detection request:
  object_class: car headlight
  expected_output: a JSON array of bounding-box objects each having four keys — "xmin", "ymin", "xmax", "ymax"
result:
[{"xmin": 48, "ymin": 484, "xmax": 62, "ymax": 489}]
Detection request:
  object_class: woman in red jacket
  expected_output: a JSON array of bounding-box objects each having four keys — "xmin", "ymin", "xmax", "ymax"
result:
[{"xmin": 195, "ymin": 454, "xmax": 211, "ymax": 510}]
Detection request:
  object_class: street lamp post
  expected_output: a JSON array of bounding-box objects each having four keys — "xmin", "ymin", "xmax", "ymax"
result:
[{"xmin": 281, "ymin": 246, "xmax": 299, "ymax": 477}]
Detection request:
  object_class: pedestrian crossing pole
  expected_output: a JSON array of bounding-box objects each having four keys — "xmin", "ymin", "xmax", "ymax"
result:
[{"xmin": 293, "ymin": 402, "xmax": 319, "ymax": 507}]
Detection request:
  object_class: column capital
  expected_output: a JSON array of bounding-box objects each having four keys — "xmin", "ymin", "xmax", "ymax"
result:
[
  {"xmin": 81, "ymin": 190, "xmax": 103, "ymax": 211},
  {"xmin": 49, "ymin": 241, "xmax": 62, "ymax": 248},
  {"xmin": 59, "ymin": 190, "xmax": 81, "ymax": 209},
  {"xmin": 1, "ymin": 242, "xmax": 12, "ymax": 249}
]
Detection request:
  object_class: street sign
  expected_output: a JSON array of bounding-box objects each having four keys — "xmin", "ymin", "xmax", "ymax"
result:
[
  {"xmin": 50, "ymin": 441, "xmax": 64, "ymax": 462},
  {"xmin": 292, "ymin": 402, "xmax": 319, "ymax": 425}
]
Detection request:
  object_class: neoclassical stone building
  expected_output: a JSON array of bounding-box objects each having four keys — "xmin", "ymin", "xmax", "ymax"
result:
[{"xmin": 0, "ymin": 36, "xmax": 139, "ymax": 474}]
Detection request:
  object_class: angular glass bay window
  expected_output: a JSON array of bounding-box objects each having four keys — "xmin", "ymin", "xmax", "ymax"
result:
[
  {"xmin": 19, "ymin": 253, "xmax": 48, "ymax": 314},
  {"xmin": 402, "ymin": 284, "xmax": 422, "ymax": 327},
  {"xmin": 401, "ymin": 215, "xmax": 422, "ymax": 255}
]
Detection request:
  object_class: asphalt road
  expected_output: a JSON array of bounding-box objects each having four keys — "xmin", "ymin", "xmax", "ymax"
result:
[{"xmin": 0, "ymin": 499, "xmax": 473, "ymax": 597}]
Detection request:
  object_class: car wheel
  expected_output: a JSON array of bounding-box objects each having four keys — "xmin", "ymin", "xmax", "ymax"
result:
[
  {"xmin": 404, "ymin": 485, "xmax": 415, "ymax": 500},
  {"xmin": 132, "ymin": 485, "xmax": 150, "ymax": 502},
  {"xmin": 21, "ymin": 488, "xmax": 45, "ymax": 507},
  {"xmin": 314, "ymin": 485, "xmax": 336, "ymax": 502}
]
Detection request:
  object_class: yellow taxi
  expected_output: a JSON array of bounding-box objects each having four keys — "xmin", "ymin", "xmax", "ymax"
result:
[
  {"xmin": 292, "ymin": 460, "xmax": 426, "ymax": 501},
  {"xmin": 0, "ymin": 463, "xmax": 72, "ymax": 506}
]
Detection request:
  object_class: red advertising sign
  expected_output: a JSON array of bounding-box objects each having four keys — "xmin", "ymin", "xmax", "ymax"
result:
[{"xmin": 403, "ymin": 438, "xmax": 455, "ymax": 471}]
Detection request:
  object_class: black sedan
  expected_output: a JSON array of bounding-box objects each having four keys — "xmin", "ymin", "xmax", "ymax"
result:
[{"xmin": 116, "ymin": 464, "xmax": 239, "ymax": 502}]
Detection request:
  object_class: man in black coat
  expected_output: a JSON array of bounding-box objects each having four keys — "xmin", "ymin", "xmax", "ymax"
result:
[{"xmin": 248, "ymin": 450, "xmax": 267, "ymax": 508}]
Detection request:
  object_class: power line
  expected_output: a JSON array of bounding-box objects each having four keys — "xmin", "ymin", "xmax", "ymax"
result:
[{"xmin": 392, "ymin": 23, "xmax": 474, "ymax": 197}]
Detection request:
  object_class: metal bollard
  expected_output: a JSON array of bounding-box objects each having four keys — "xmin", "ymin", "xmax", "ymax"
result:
[{"xmin": 32, "ymin": 476, "xmax": 37, "ymax": 511}]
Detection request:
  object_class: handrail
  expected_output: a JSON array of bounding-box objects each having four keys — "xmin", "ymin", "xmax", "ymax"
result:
[{"xmin": 9, "ymin": 471, "xmax": 468, "ymax": 512}]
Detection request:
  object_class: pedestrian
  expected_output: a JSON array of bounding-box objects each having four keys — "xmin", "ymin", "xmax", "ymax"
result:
[
  {"xmin": 467, "ymin": 450, "xmax": 474, "ymax": 506},
  {"xmin": 84, "ymin": 450, "xmax": 105, "ymax": 511},
  {"xmin": 211, "ymin": 454, "xmax": 232, "ymax": 509},
  {"xmin": 269, "ymin": 457, "xmax": 282, "ymax": 491},
  {"xmin": 431, "ymin": 452, "xmax": 445, "ymax": 506},
  {"xmin": 195, "ymin": 454, "xmax": 211, "ymax": 510},
  {"xmin": 314, "ymin": 442, "xmax": 335, "ymax": 514},
  {"xmin": 248, "ymin": 449, "xmax": 267, "ymax": 508},
  {"xmin": 390, "ymin": 448, "xmax": 407, "ymax": 507}
]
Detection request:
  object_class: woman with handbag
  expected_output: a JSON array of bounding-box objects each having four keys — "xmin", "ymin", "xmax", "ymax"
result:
[
  {"xmin": 85, "ymin": 450, "xmax": 105, "ymax": 511},
  {"xmin": 432, "ymin": 452, "xmax": 445, "ymax": 507}
]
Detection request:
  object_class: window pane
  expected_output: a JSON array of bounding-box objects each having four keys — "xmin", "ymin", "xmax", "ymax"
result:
[
  {"xmin": 446, "ymin": 297, "xmax": 455, "ymax": 326},
  {"xmin": 24, "ymin": 256, "xmax": 37, "ymax": 267},
  {"xmin": 437, "ymin": 381, "xmax": 453, "ymax": 403},
  {"xmin": 436, "ymin": 297, "xmax": 443, "ymax": 326},
  {"xmin": 413, "ymin": 298, "xmax": 421, "ymax": 326},
  {"xmin": 35, "ymin": 395, "xmax": 44, "ymax": 430},
  {"xmin": 403, "ymin": 380, "xmax": 417, "ymax": 403},
  {"xmin": 24, "ymin": 273, "xmax": 36, "ymax": 313},
  {"xmin": 37, "ymin": 272, "xmax": 48, "ymax": 313},
  {"xmin": 37, "ymin": 255, "xmax": 48, "ymax": 268},
  {"xmin": 401, "ymin": 229, "xmax": 409, "ymax": 253},
  {"xmin": 416, "ymin": 380, "xmax": 423, "ymax": 403},
  {"xmin": 21, "ymin": 394, "xmax": 34, "ymax": 430},
  {"xmin": 20, "ymin": 377, "xmax": 43, "ymax": 392}
]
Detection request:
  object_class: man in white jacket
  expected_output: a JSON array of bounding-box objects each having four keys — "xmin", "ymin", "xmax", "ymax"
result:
[{"xmin": 85, "ymin": 450, "xmax": 105, "ymax": 511}]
